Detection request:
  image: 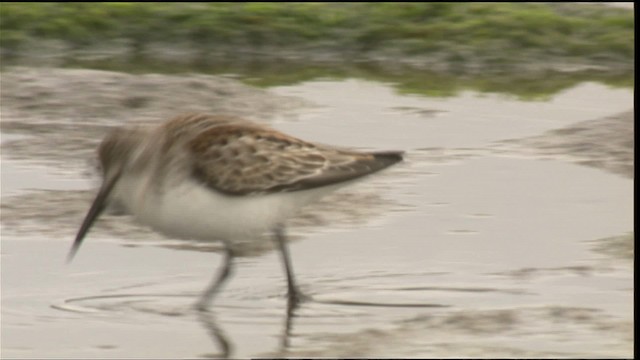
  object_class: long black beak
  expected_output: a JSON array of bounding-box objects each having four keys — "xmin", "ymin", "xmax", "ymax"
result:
[{"xmin": 67, "ymin": 172, "xmax": 120, "ymax": 263}]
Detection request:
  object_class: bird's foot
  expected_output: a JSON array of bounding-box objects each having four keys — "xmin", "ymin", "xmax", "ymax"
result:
[
  {"xmin": 193, "ymin": 299, "xmax": 212, "ymax": 313},
  {"xmin": 288, "ymin": 289, "xmax": 311, "ymax": 308}
]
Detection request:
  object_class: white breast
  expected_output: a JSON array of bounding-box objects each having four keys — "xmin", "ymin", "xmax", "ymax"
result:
[{"xmin": 112, "ymin": 173, "xmax": 340, "ymax": 244}]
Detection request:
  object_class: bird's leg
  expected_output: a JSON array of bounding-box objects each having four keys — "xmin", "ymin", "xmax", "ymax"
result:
[
  {"xmin": 274, "ymin": 224, "xmax": 309, "ymax": 306},
  {"xmin": 195, "ymin": 244, "xmax": 234, "ymax": 312},
  {"xmin": 196, "ymin": 309, "xmax": 232, "ymax": 358}
]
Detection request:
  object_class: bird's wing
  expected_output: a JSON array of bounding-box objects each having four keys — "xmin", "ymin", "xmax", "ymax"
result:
[{"xmin": 187, "ymin": 124, "xmax": 403, "ymax": 196}]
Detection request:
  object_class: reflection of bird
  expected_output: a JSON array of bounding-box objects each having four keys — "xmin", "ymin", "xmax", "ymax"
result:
[
  {"xmin": 68, "ymin": 113, "xmax": 403, "ymax": 310},
  {"xmin": 197, "ymin": 294, "xmax": 299, "ymax": 358},
  {"xmin": 197, "ymin": 310, "xmax": 232, "ymax": 358}
]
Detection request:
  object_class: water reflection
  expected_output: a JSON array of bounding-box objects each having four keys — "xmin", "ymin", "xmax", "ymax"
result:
[
  {"xmin": 51, "ymin": 290, "xmax": 303, "ymax": 358},
  {"xmin": 51, "ymin": 57, "xmax": 634, "ymax": 101},
  {"xmin": 52, "ymin": 286, "xmax": 453, "ymax": 358},
  {"xmin": 196, "ymin": 311, "xmax": 232, "ymax": 359}
]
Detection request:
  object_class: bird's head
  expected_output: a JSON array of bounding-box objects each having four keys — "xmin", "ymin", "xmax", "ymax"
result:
[{"xmin": 67, "ymin": 126, "xmax": 145, "ymax": 262}]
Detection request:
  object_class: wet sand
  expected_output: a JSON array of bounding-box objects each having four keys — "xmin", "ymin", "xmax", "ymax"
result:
[
  {"xmin": 0, "ymin": 67, "xmax": 633, "ymax": 358},
  {"xmin": 494, "ymin": 110, "xmax": 633, "ymax": 179}
]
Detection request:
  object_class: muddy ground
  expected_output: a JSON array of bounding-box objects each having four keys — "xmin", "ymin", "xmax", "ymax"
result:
[{"xmin": 0, "ymin": 67, "xmax": 633, "ymax": 358}]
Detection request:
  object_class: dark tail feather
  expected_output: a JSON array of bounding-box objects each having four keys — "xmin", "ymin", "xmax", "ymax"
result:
[
  {"xmin": 371, "ymin": 150, "xmax": 404, "ymax": 170},
  {"xmin": 267, "ymin": 149, "xmax": 404, "ymax": 193}
]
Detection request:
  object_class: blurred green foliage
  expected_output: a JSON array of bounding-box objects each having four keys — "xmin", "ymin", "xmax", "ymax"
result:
[
  {"xmin": 0, "ymin": 2, "xmax": 633, "ymax": 99},
  {"xmin": 0, "ymin": 2, "xmax": 634, "ymax": 63},
  {"xmin": 59, "ymin": 57, "xmax": 633, "ymax": 101}
]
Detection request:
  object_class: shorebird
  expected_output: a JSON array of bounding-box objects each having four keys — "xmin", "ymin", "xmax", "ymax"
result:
[{"xmin": 68, "ymin": 113, "xmax": 403, "ymax": 311}]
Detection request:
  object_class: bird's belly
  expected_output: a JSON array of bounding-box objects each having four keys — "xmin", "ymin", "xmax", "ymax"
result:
[{"xmin": 131, "ymin": 178, "xmax": 336, "ymax": 243}]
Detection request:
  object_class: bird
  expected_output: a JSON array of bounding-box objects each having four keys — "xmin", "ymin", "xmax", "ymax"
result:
[{"xmin": 68, "ymin": 113, "xmax": 403, "ymax": 311}]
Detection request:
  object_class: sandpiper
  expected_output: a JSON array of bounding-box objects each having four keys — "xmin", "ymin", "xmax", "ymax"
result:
[{"xmin": 69, "ymin": 113, "xmax": 403, "ymax": 311}]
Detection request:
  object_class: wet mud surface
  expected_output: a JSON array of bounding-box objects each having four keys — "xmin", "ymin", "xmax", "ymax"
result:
[{"xmin": 0, "ymin": 67, "xmax": 633, "ymax": 358}]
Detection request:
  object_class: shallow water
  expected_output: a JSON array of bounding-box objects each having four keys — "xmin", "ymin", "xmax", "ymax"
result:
[{"xmin": 0, "ymin": 72, "xmax": 633, "ymax": 358}]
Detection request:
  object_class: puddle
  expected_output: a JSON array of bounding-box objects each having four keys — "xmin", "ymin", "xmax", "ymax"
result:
[{"xmin": 0, "ymin": 68, "xmax": 633, "ymax": 358}]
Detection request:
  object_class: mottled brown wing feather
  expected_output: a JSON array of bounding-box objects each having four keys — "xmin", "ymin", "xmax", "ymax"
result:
[
  {"xmin": 187, "ymin": 124, "xmax": 403, "ymax": 196},
  {"xmin": 276, "ymin": 150, "xmax": 404, "ymax": 192}
]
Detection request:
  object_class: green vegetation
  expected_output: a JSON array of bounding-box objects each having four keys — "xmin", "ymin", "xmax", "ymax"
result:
[
  {"xmin": 0, "ymin": 3, "xmax": 633, "ymax": 99},
  {"xmin": 59, "ymin": 57, "xmax": 633, "ymax": 101},
  {"xmin": 0, "ymin": 2, "xmax": 634, "ymax": 70}
]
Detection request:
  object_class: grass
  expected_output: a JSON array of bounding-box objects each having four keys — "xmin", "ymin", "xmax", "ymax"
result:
[
  {"xmin": 0, "ymin": 2, "xmax": 634, "ymax": 72},
  {"xmin": 0, "ymin": 3, "xmax": 633, "ymax": 99}
]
